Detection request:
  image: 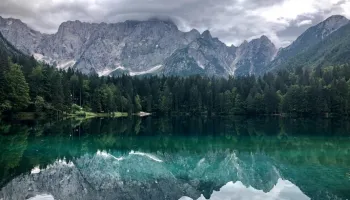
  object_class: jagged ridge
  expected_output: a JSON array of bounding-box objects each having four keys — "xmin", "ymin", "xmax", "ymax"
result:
[{"xmin": 0, "ymin": 16, "xmax": 277, "ymax": 77}]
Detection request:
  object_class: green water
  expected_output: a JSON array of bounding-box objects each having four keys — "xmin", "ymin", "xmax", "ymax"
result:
[{"xmin": 0, "ymin": 117, "xmax": 349, "ymax": 200}]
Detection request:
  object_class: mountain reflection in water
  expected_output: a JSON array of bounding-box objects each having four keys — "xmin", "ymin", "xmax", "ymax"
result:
[
  {"xmin": 0, "ymin": 117, "xmax": 349, "ymax": 200},
  {"xmin": 180, "ymin": 179, "xmax": 309, "ymax": 200}
]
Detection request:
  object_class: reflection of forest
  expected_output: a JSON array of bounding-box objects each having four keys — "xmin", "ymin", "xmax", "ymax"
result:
[{"xmin": 0, "ymin": 117, "xmax": 350, "ymax": 199}]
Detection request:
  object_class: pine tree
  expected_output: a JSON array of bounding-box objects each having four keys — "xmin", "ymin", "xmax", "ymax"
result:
[
  {"xmin": 233, "ymin": 94, "xmax": 246, "ymax": 114},
  {"xmin": 51, "ymin": 73, "xmax": 65, "ymax": 111},
  {"xmin": 91, "ymin": 89, "xmax": 102, "ymax": 113},
  {"xmin": 0, "ymin": 52, "xmax": 9, "ymax": 106}
]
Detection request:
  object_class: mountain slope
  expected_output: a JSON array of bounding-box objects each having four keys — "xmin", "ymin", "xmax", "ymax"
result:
[
  {"xmin": 234, "ymin": 36, "xmax": 276, "ymax": 76},
  {"xmin": 163, "ymin": 31, "xmax": 235, "ymax": 77},
  {"xmin": 280, "ymin": 23, "xmax": 350, "ymax": 70},
  {"xmin": 0, "ymin": 31, "xmax": 26, "ymax": 58},
  {"xmin": 0, "ymin": 17, "xmax": 276, "ymax": 77},
  {"xmin": 163, "ymin": 32, "xmax": 277, "ymax": 77},
  {"xmin": 0, "ymin": 16, "xmax": 42, "ymax": 55},
  {"xmin": 269, "ymin": 15, "xmax": 349, "ymax": 71},
  {"xmin": 0, "ymin": 17, "xmax": 202, "ymax": 75},
  {"xmin": 2, "ymin": 15, "xmax": 349, "ymax": 77}
]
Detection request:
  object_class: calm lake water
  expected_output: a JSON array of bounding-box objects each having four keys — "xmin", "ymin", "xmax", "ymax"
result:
[{"xmin": 0, "ymin": 117, "xmax": 349, "ymax": 200}]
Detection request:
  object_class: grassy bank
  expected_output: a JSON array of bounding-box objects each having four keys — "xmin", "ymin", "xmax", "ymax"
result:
[
  {"xmin": 2, "ymin": 111, "xmax": 128, "ymax": 121},
  {"xmin": 69, "ymin": 111, "xmax": 128, "ymax": 119}
]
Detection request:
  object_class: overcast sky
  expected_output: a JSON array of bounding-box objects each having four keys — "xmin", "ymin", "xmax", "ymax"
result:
[{"xmin": 0, "ymin": 0, "xmax": 349, "ymax": 47}]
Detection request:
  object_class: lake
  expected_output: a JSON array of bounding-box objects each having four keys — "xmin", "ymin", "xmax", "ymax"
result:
[{"xmin": 0, "ymin": 117, "xmax": 349, "ymax": 200}]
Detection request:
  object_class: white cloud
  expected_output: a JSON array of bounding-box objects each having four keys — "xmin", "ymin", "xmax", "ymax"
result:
[
  {"xmin": 296, "ymin": 19, "xmax": 313, "ymax": 26},
  {"xmin": 0, "ymin": 0, "xmax": 349, "ymax": 47},
  {"xmin": 341, "ymin": 1, "xmax": 350, "ymax": 18},
  {"xmin": 255, "ymin": 0, "xmax": 344, "ymax": 23}
]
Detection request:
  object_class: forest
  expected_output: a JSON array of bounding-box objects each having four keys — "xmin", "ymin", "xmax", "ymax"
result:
[{"xmin": 0, "ymin": 46, "xmax": 350, "ymax": 117}]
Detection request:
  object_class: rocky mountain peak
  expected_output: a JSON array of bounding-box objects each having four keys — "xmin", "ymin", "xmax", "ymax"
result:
[
  {"xmin": 286, "ymin": 15, "xmax": 349, "ymax": 49},
  {"xmin": 124, "ymin": 18, "xmax": 180, "ymax": 33},
  {"xmin": 185, "ymin": 29, "xmax": 201, "ymax": 42},
  {"xmin": 0, "ymin": 15, "xmax": 280, "ymax": 77},
  {"xmin": 12, "ymin": 14, "xmax": 350, "ymax": 78},
  {"xmin": 323, "ymin": 15, "xmax": 348, "ymax": 24},
  {"xmin": 268, "ymin": 15, "xmax": 349, "ymax": 72},
  {"xmin": 189, "ymin": 29, "xmax": 200, "ymax": 36},
  {"xmin": 316, "ymin": 15, "xmax": 349, "ymax": 36},
  {"xmin": 0, "ymin": 17, "xmax": 35, "ymax": 33},
  {"xmin": 0, "ymin": 17, "xmax": 42, "ymax": 55},
  {"xmin": 58, "ymin": 20, "xmax": 88, "ymax": 29},
  {"xmin": 233, "ymin": 35, "xmax": 277, "ymax": 76},
  {"xmin": 239, "ymin": 40, "xmax": 249, "ymax": 47},
  {"xmin": 201, "ymin": 30, "xmax": 212, "ymax": 39},
  {"xmin": 147, "ymin": 17, "xmax": 177, "ymax": 25},
  {"xmin": 0, "ymin": 31, "xmax": 26, "ymax": 57},
  {"xmin": 249, "ymin": 35, "xmax": 274, "ymax": 46},
  {"xmin": 259, "ymin": 35, "xmax": 273, "ymax": 43}
]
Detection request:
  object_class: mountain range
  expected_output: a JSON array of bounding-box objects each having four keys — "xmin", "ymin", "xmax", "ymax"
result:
[
  {"xmin": 0, "ymin": 28, "xmax": 25, "ymax": 58},
  {"xmin": 0, "ymin": 15, "xmax": 349, "ymax": 77}
]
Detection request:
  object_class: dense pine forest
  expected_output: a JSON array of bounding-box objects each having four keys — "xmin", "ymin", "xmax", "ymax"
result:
[{"xmin": 1, "ymin": 46, "xmax": 350, "ymax": 117}]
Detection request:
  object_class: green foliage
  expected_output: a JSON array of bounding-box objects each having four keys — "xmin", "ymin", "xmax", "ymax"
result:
[
  {"xmin": 72, "ymin": 104, "xmax": 83, "ymax": 113},
  {"xmin": 280, "ymin": 23, "xmax": 350, "ymax": 71},
  {"xmin": 234, "ymin": 94, "xmax": 246, "ymax": 114},
  {"xmin": 2, "ymin": 62, "xmax": 30, "ymax": 111},
  {"xmin": 134, "ymin": 95, "xmax": 142, "ymax": 112},
  {"xmin": 34, "ymin": 96, "xmax": 45, "ymax": 112},
  {"xmin": 0, "ymin": 33, "xmax": 349, "ymax": 117},
  {"xmin": 159, "ymin": 83, "xmax": 172, "ymax": 114},
  {"xmin": 0, "ymin": 101, "xmax": 12, "ymax": 113}
]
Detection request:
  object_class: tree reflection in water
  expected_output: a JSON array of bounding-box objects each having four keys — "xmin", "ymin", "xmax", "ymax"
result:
[{"xmin": 0, "ymin": 117, "xmax": 349, "ymax": 200}]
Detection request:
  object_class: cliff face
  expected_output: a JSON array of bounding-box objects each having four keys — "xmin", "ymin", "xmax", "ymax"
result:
[
  {"xmin": 0, "ymin": 17, "xmax": 277, "ymax": 77},
  {"xmin": 233, "ymin": 36, "xmax": 277, "ymax": 76}
]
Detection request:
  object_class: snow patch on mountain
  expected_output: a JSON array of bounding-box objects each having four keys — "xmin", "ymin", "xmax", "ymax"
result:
[
  {"xmin": 0, "ymin": 17, "xmax": 281, "ymax": 77},
  {"xmin": 196, "ymin": 61, "xmax": 205, "ymax": 69},
  {"xmin": 97, "ymin": 66, "xmax": 126, "ymax": 77},
  {"xmin": 129, "ymin": 65, "xmax": 163, "ymax": 76},
  {"xmin": 33, "ymin": 53, "xmax": 44, "ymax": 61},
  {"xmin": 229, "ymin": 55, "xmax": 240, "ymax": 76},
  {"xmin": 57, "ymin": 60, "xmax": 76, "ymax": 70},
  {"xmin": 27, "ymin": 194, "xmax": 54, "ymax": 200}
]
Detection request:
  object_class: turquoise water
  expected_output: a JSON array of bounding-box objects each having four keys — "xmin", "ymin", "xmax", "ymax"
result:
[{"xmin": 0, "ymin": 117, "xmax": 349, "ymax": 200}]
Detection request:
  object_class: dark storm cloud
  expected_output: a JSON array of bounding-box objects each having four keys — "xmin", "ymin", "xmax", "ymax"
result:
[{"xmin": 0, "ymin": 0, "xmax": 349, "ymax": 47}]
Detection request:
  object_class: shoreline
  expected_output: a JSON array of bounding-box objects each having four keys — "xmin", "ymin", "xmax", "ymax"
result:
[{"xmin": 2, "ymin": 111, "xmax": 347, "ymax": 121}]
